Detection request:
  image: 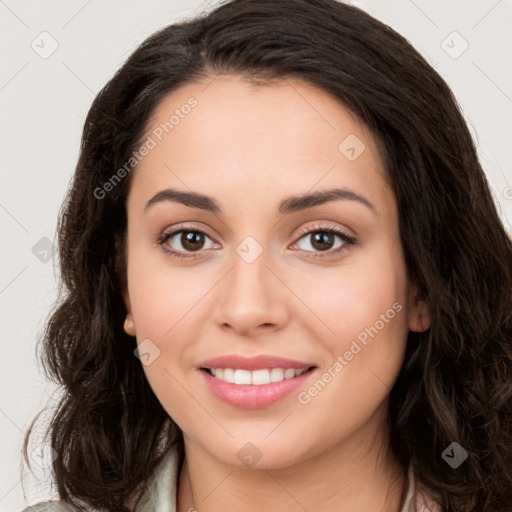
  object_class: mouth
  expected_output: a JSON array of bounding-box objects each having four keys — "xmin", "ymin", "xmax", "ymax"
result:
[{"xmin": 197, "ymin": 355, "xmax": 318, "ymax": 408}]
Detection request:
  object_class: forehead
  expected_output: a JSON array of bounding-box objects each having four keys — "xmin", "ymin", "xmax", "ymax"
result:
[{"xmin": 127, "ymin": 74, "xmax": 391, "ymax": 215}]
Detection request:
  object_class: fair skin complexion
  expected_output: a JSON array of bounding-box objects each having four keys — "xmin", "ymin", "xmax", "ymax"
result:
[{"xmin": 122, "ymin": 74, "xmax": 431, "ymax": 511}]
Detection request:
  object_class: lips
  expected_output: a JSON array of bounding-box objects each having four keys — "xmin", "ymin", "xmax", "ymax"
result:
[{"xmin": 197, "ymin": 354, "xmax": 317, "ymax": 408}]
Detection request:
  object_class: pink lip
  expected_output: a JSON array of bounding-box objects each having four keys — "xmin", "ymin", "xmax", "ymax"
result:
[
  {"xmin": 199, "ymin": 368, "xmax": 316, "ymax": 409},
  {"xmin": 198, "ymin": 354, "xmax": 315, "ymax": 371},
  {"xmin": 196, "ymin": 354, "xmax": 317, "ymax": 409}
]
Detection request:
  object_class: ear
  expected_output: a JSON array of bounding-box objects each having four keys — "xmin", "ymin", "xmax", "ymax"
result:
[
  {"xmin": 407, "ymin": 282, "xmax": 431, "ymax": 333},
  {"xmin": 122, "ymin": 288, "xmax": 136, "ymax": 337}
]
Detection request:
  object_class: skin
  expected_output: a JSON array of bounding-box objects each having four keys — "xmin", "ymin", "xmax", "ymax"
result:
[{"xmin": 121, "ymin": 74, "xmax": 431, "ymax": 512}]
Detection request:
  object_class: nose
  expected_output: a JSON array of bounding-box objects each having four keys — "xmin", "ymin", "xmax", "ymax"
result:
[{"xmin": 213, "ymin": 244, "xmax": 290, "ymax": 338}]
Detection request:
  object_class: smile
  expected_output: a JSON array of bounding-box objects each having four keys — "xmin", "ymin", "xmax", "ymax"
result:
[{"xmin": 197, "ymin": 355, "xmax": 318, "ymax": 408}]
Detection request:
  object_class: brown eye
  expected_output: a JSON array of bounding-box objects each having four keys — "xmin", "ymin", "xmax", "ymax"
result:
[
  {"xmin": 180, "ymin": 231, "xmax": 206, "ymax": 251},
  {"xmin": 297, "ymin": 230, "xmax": 343, "ymax": 253},
  {"xmin": 309, "ymin": 231, "xmax": 336, "ymax": 251},
  {"xmin": 159, "ymin": 229, "xmax": 217, "ymax": 257},
  {"xmin": 294, "ymin": 226, "xmax": 357, "ymax": 258}
]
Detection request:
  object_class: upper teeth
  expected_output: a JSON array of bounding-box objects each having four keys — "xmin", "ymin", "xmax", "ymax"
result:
[{"xmin": 210, "ymin": 368, "xmax": 307, "ymax": 385}]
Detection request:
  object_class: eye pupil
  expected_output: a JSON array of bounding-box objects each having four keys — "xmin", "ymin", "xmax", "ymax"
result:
[
  {"xmin": 182, "ymin": 231, "xmax": 204, "ymax": 251},
  {"xmin": 311, "ymin": 232, "xmax": 334, "ymax": 251}
]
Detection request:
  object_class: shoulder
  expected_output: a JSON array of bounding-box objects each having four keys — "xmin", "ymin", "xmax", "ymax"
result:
[{"xmin": 21, "ymin": 501, "xmax": 76, "ymax": 512}]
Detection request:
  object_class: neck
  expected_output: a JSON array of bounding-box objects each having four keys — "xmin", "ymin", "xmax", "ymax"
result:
[{"xmin": 177, "ymin": 408, "xmax": 407, "ymax": 512}]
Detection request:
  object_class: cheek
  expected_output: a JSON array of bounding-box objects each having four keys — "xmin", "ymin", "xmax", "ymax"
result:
[
  {"xmin": 293, "ymin": 243, "xmax": 409, "ymax": 358},
  {"xmin": 125, "ymin": 254, "xmax": 211, "ymax": 424},
  {"xmin": 289, "ymin": 266, "xmax": 409, "ymax": 454},
  {"xmin": 126, "ymin": 228, "xmax": 205, "ymax": 327},
  {"xmin": 295, "ymin": 244, "xmax": 410, "ymax": 419}
]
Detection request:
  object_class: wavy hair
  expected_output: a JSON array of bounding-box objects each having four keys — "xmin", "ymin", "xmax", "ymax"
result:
[{"xmin": 22, "ymin": 0, "xmax": 512, "ymax": 510}]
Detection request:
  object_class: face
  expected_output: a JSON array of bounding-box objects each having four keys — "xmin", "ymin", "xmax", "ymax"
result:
[{"xmin": 122, "ymin": 75, "xmax": 430, "ymax": 469}]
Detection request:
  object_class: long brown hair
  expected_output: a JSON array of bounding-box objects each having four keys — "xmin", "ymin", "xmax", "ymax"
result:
[{"xmin": 23, "ymin": 0, "xmax": 512, "ymax": 510}]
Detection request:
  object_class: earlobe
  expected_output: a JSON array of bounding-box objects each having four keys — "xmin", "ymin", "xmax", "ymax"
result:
[
  {"xmin": 121, "ymin": 288, "xmax": 136, "ymax": 336},
  {"xmin": 408, "ymin": 284, "xmax": 432, "ymax": 333},
  {"xmin": 123, "ymin": 312, "xmax": 136, "ymax": 337}
]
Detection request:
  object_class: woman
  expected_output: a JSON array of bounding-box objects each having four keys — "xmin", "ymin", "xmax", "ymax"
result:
[{"xmin": 21, "ymin": 0, "xmax": 512, "ymax": 511}]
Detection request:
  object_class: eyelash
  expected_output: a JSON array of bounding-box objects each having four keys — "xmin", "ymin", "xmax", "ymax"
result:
[{"xmin": 157, "ymin": 223, "xmax": 357, "ymax": 260}]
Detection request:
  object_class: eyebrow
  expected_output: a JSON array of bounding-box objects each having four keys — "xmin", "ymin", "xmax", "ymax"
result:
[{"xmin": 144, "ymin": 187, "xmax": 377, "ymax": 216}]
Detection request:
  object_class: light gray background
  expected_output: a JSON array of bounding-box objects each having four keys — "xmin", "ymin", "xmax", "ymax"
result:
[{"xmin": 1, "ymin": 1, "xmax": 511, "ymax": 510}]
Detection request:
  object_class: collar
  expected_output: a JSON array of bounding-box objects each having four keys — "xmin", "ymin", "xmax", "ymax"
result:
[
  {"xmin": 134, "ymin": 446, "xmax": 428, "ymax": 512},
  {"xmin": 134, "ymin": 447, "xmax": 180, "ymax": 512}
]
